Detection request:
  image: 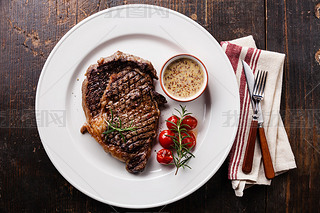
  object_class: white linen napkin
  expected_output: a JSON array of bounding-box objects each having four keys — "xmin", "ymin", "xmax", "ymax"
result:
[{"xmin": 221, "ymin": 35, "xmax": 296, "ymax": 197}]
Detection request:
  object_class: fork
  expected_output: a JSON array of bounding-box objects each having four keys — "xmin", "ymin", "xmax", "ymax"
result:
[
  {"xmin": 252, "ymin": 70, "xmax": 267, "ymax": 114},
  {"xmin": 253, "ymin": 70, "xmax": 275, "ymax": 179}
]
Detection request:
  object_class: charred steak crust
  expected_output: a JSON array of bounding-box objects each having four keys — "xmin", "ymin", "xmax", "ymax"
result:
[{"xmin": 81, "ymin": 51, "xmax": 166, "ymax": 173}]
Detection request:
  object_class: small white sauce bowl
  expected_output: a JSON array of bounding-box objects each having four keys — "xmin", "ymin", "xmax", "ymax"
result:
[{"xmin": 160, "ymin": 54, "xmax": 208, "ymax": 102}]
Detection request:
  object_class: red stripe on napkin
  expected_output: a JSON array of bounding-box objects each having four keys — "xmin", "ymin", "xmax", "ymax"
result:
[
  {"xmin": 221, "ymin": 42, "xmax": 262, "ymax": 179},
  {"xmin": 224, "ymin": 42, "xmax": 242, "ymax": 73},
  {"xmin": 231, "ymin": 58, "xmax": 248, "ymax": 179},
  {"xmin": 222, "ymin": 42, "xmax": 243, "ymax": 179},
  {"xmin": 233, "ymin": 49, "xmax": 256, "ymax": 179},
  {"xmin": 231, "ymin": 49, "xmax": 254, "ymax": 179}
]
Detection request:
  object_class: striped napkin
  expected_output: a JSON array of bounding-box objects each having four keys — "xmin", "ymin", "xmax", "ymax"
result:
[{"xmin": 221, "ymin": 36, "xmax": 296, "ymax": 197}]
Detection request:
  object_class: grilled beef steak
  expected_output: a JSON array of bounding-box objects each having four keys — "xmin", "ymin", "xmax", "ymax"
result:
[{"xmin": 81, "ymin": 51, "xmax": 166, "ymax": 173}]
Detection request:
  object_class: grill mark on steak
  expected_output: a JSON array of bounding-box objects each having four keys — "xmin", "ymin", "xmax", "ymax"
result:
[
  {"xmin": 104, "ymin": 112, "xmax": 158, "ymax": 148},
  {"xmin": 104, "ymin": 93, "xmax": 158, "ymax": 151},
  {"xmin": 81, "ymin": 51, "xmax": 166, "ymax": 173},
  {"xmin": 105, "ymin": 72, "xmax": 151, "ymax": 106},
  {"xmin": 107, "ymin": 86, "xmax": 154, "ymax": 114},
  {"xmin": 107, "ymin": 119, "xmax": 157, "ymax": 147},
  {"xmin": 104, "ymin": 69, "xmax": 144, "ymax": 99},
  {"xmin": 126, "ymin": 147, "xmax": 149, "ymax": 173},
  {"xmin": 124, "ymin": 131, "xmax": 156, "ymax": 149}
]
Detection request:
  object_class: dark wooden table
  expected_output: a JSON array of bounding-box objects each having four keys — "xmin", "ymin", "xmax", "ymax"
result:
[{"xmin": 1, "ymin": 0, "xmax": 319, "ymax": 212}]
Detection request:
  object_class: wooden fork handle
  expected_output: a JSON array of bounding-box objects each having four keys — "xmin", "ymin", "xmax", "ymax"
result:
[
  {"xmin": 258, "ymin": 127, "xmax": 275, "ymax": 179},
  {"xmin": 242, "ymin": 119, "xmax": 258, "ymax": 174}
]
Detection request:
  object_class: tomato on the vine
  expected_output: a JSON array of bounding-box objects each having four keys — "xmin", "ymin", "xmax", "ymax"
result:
[
  {"xmin": 166, "ymin": 115, "xmax": 179, "ymax": 131},
  {"xmin": 159, "ymin": 130, "xmax": 175, "ymax": 148},
  {"xmin": 157, "ymin": 149, "xmax": 173, "ymax": 164},
  {"xmin": 181, "ymin": 116, "xmax": 197, "ymax": 130},
  {"xmin": 181, "ymin": 131, "xmax": 196, "ymax": 149}
]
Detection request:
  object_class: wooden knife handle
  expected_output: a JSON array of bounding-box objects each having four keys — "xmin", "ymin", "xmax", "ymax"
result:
[
  {"xmin": 242, "ymin": 119, "xmax": 258, "ymax": 174},
  {"xmin": 258, "ymin": 127, "xmax": 275, "ymax": 179}
]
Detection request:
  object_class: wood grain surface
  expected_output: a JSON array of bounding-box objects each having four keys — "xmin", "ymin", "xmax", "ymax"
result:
[{"xmin": 0, "ymin": 0, "xmax": 319, "ymax": 212}]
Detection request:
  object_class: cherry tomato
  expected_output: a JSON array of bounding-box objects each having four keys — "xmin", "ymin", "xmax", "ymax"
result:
[
  {"xmin": 166, "ymin": 115, "xmax": 180, "ymax": 131},
  {"xmin": 157, "ymin": 149, "xmax": 173, "ymax": 164},
  {"xmin": 159, "ymin": 130, "xmax": 175, "ymax": 148},
  {"xmin": 181, "ymin": 116, "xmax": 198, "ymax": 130},
  {"xmin": 181, "ymin": 131, "xmax": 196, "ymax": 149}
]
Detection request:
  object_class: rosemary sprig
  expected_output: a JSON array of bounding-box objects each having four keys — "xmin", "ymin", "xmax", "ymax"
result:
[
  {"xmin": 103, "ymin": 109, "xmax": 136, "ymax": 143},
  {"xmin": 166, "ymin": 105, "xmax": 195, "ymax": 175}
]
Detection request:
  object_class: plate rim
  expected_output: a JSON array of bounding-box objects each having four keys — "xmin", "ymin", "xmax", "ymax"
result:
[{"xmin": 35, "ymin": 4, "xmax": 240, "ymax": 209}]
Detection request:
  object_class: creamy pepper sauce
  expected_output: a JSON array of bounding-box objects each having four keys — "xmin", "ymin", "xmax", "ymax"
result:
[{"xmin": 163, "ymin": 58, "xmax": 204, "ymax": 98}]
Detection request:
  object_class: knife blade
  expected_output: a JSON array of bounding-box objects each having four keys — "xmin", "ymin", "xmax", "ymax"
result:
[
  {"xmin": 242, "ymin": 61, "xmax": 263, "ymax": 124},
  {"xmin": 241, "ymin": 60, "xmax": 275, "ymax": 179}
]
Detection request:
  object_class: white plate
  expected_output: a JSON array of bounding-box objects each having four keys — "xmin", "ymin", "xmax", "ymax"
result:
[{"xmin": 36, "ymin": 4, "xmax": 239, "ymax": 209}]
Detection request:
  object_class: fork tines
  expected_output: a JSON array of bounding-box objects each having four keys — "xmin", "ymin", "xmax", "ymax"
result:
[{"xmin": 253, "ymin": 70, "xmax": 268, "ymax": 98}]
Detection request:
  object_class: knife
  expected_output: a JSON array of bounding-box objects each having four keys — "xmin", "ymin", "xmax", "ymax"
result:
[{"xmin": 241, "ymin": 60, "xmax": 275, "ymax": 179}]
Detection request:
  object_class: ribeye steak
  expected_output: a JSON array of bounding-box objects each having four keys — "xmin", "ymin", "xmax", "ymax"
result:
[{"xmin": 81, "ymin": 51, "xmax": 166, "ymax": 173}]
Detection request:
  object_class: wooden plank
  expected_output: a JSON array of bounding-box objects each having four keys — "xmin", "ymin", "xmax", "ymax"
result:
[
  {"xmin": 264, "ymin": 1, "xmax": 289, "ymax": 212},
  {"xmin": 0, "ymin": 0, "xmax": 79, "ymax": 212},
  {"xmin": 266, "ymin": 0, "xmax": 320, "ymax": 212},
  {"xmin": 211, "ymin": 0, "xmax": 266, "ymax": 48}
]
